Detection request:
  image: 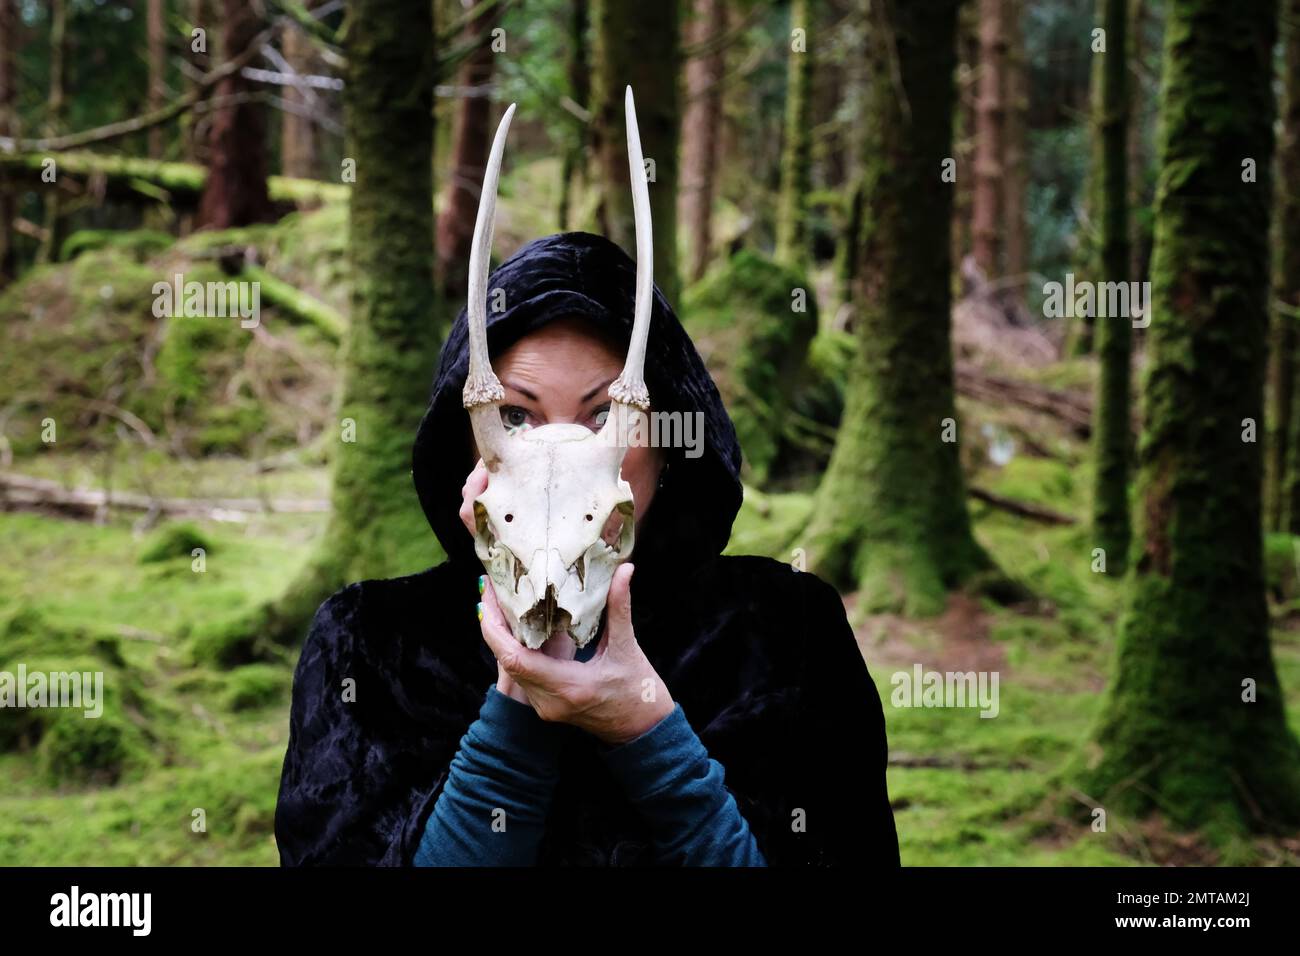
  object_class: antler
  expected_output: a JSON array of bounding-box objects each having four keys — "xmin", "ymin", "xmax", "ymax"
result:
[
  {"xmin": 608, "ymin": 86, "xmax": 653, "ymax": 411},
  {"xmin": 463, "ymin": 102, "xmax": 517, "ymax": 471},
  {"xmin": 599, "ymin": 87, "xmax": 654, "ymax": 455}
]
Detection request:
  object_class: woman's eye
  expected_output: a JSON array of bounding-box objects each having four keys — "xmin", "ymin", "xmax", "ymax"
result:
[
  {"xmin": 591, "ymin": 405, "xmax": 611, "ymax": 429},
  {"xmin": 501, "ymin": 406, "xmax": 529, "ymax": 429}
]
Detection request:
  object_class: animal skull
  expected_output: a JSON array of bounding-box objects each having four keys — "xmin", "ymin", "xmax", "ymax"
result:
[{"xmin": 463, "ymin": 88, "xmax": 655, "ymax": 650}]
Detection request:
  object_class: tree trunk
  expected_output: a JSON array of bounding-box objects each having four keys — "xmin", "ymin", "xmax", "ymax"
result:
[
  {"xmin": 37, "ymin": 0, "xmax": 67, "ymax": 264},
  {"xmin": 971, "ymin": 0, "xmax": 1005, "ymax": 279},
  {"xmin": 590, "ymin": 0, "xmax": 680, "ymax": 305},
  {"xmin": 280, "ymin": 5, "xmax": 321, "ymax": 179},
  {"xmin": 679, "ymin": 0, "xmax": 725, "ymax": 283},
  {"xmin": 195, "ymin": 0, "xmax": 439, "ymax": 656},
  {"xmin": 436, "ymin": 0, "xmax": 499, "ymax": 303},
  {"xmin": 775, "ymin": 0, "xmax": 813, "ymax": 268},
  {"xmin": 1085, "ymin": 0, "xmax": 1300, "ymax": 832},
  {"xmin": 952, "ymin": 0, "xmax": 978, "ymax": 274},
  {"xmin": 1090, "ymin": 0, "xmax": 1131, "ymax": 571},
  {"xmin": 1001, "ymin": 0, "xmax": 1028, "ymax": 301},
  {"xmin": 557, "ymin": 0, "xmax": 589, "ymax": 230},
  {"xmin": 1278, "ymin": 0, "xmax": 1300, "ymax": 533},
  {"xmin": 184, "ymin": 0, "xmax": 211, "ymax": 164},
  {"xmin": 805, "ymin": 0, "xmax": 1000, "ymax": 616},
  {"xmin": 1071, "ymin": 21, "xmax": 1110, "ymax": 357},
  {"xmin": 0, "ymin": 0, "xmax": 17, "ymax": 284},
  {"xmin": 1126, "ymin": 0, "xmax": 1147, "ymax": 283},
  {"xmin": 195, "ymin": 0, "xmax": 273, "ymax": 229},
  {"xmin": 148, "ymin": 0, "xmax": 166, "ymax": 159}
]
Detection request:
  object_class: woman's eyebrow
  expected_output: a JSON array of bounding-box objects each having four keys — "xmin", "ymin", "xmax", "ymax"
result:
[
  {"xmin": 501, "ymin": 380, "xmax": 540, "ymax": 402},
  {"xmin": 582, "ymin": 378, "xmax": 616, "ymax": 402}
]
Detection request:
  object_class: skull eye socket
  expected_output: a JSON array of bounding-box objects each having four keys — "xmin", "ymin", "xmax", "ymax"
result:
[{"xmin": 600, "ymin": 501, "xmax": 635, "ymax": 553}]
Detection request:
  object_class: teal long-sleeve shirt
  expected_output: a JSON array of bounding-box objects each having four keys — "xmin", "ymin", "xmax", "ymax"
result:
[{"xmin": 413, "ymin": 668, "xmax": 767, "ymax": 866}]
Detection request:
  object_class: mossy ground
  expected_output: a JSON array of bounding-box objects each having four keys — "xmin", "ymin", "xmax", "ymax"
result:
[
  {"xmin": 3, "ymin": 440, "xmax": 1296, "ymax": 864},
  {"xmin": 2, "ymin": 209, "xmax": 1297, "ymax": 865}
]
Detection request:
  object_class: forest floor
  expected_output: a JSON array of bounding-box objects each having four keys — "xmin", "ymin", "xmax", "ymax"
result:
[
  {"xmin": 2, "ymin": 204, "xmax": 1298, "ymax": 865},
  {"xmin": 3, "ymin": 444, "xmax": 1299, "ymax": 865}
]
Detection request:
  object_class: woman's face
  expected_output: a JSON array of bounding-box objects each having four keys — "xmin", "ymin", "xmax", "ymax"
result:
[{"xmin": 472, "ymin": 317, "xmax": 666, "ymax": 534}]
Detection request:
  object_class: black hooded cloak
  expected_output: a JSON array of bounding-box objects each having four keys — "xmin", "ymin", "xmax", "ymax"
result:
[{"xmin": 274, "ymin": 232, "xmax": 900, "ymax": 866}]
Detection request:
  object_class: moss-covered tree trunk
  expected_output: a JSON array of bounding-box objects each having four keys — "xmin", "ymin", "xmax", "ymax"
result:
[
  {"xmin": 1277, "ymin": 0, "xmax": 1300, "ymax": 533},
  {"xmin": 194, "ymin": 0, "xmax": 440, "ymax": 661},
  {"xmin": 775, "ymin": 0, "xmax": 812, "ymax": 268},
  {"xmin": 590, "ymin": 0, "xmax": 680, "ymax": 305},
  {"xmin": 1084, "ymin": 0, "xmax": 1300, "ymax": 834},
  {"xmin": 37, "ymin": 0, "xmax": 67, "ymax": 265},
  {"xmin": 1089, "ymin": 0, "xmax": 1131, "ymax": 572},
  {"xmin": 804, "ymin": 0, "xmax": 997, "ymax": 616}
]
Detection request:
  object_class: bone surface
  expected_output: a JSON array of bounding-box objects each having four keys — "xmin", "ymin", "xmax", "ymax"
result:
[{"xmin": 463, "ymin": 90, "xmax": 654, "ymax": 649}]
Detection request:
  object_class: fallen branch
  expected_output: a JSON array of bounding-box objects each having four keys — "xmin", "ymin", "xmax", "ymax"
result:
[
  {"xmin": 968, "ymin": 486, "xmax": 1077, "ymax": 526},
  {"xmin": 244, "ymin": 263, "xmax": 345, "ymax": 342},
  {"xmin": 889, "ymin": 752, "xmax": 1032, "ymax": 770},
  {"xmin": 0, "ymin": 472, "xmax": 328, "ymax": 523},
  {"xmin": 955, "ymin": 362, "xmax": 1096, "ymax": 437},
  {"xmin": 0, "ymin": 150, "xmax": 348, "ymax": 207}
]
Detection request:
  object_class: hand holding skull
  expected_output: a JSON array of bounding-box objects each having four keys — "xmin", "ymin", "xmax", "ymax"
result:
[{"xmin": 461, "ymin": 461, "xmax": 675, "ymax": 744}]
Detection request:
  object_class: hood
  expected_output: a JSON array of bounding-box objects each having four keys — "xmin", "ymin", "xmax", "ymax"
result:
[{"xmin": 411, "ymin": 231, "xmax": 743, "ymax": 585}]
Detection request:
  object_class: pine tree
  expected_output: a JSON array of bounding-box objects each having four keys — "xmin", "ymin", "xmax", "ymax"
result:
[
  {"xmin": 1085, "ymin": 0, "xmax": 1300, "ymax": 834},
  {"xmin": 590, "ymin": 0, "xmax": 681, "ymax": 305},
  {"xmin": 805, "ymin": 0, "xmax": 1001, "ymax": 615},
  {"xmin": 775, "ymin": 0, "xmax": 813, "ymax": 268},
  {"xmin": 1089, "ymin": 0, "xmax": 1131, "ymax": 572}
]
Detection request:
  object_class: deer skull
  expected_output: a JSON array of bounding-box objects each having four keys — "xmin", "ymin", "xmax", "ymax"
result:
[{"xmin": 463, "ymin": 88, "xmax": 655, "ymax": 650}]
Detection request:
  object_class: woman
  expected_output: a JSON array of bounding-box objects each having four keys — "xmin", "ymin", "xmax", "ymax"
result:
[{"xmin": 273, "ymin": 95, "xmax": 898, "ymax": 867}]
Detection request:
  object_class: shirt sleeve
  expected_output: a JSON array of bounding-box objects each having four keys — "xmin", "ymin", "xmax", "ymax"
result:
[
  {"xmin": 596, "ymin": 703, "xmax": 768, "ymax": 866},
  {"xmin": 413, "ymin": 685, "xmax": 568, "ymax": 866}
]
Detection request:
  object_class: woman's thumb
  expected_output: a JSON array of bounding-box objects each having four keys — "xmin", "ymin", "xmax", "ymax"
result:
[{"xmin": 605, "ymin": 562, "xmax": 636, "ymax": 643}]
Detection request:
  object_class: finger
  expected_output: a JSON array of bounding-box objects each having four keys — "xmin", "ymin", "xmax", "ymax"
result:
[
  {"xmin": 479, "ymin": 581, "xmax": 573, "ymax": 687},
  {"xmin": 601, "ymin": 562, "xmax": 636, "ymax": 652},
  {"xmin": 460, "ymin": 459, "xmax": 489, "ymax": 535}
]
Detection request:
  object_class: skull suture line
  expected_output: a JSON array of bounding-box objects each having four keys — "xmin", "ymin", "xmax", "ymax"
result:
[{"xmin": 462, "ymin": 88, "xmax": 656, "ymax": 650}]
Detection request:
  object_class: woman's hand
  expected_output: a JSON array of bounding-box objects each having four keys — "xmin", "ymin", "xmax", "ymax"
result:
[
  {"xmin": 462, "ymin": 459, "xmax": 581, "ymax": 705},
  {"xmin": 479, "ymin": 563, "xmax": 675, "ymax": 746}
]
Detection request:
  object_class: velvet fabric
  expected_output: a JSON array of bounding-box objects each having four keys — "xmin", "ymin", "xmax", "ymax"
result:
[{"xmin": 274, "ymin": 232, "xmax": 900, "ymax": 866}]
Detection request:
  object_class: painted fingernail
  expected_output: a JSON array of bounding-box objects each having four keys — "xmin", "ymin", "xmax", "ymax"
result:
[
  {"xmin": 478, "ymin": 574, "xmax": 486, "ymax": 595},
  {"xmin": 476, "ymin": 602, "xmax": 484, "ymax": 622}
]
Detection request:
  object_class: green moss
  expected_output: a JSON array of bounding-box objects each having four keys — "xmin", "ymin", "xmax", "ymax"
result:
[
  {"xmin": 60, "ymin": 229, "xmax": 175, "ymax": 263},
  {"xmin": 1077, "ymin": 0, "xmax": 1300, "ymax": 837},
  {"xmin": 684, "ymin": 250, "xmax": 820, "ymax": 485},
  {"xmin": 0, "ymin": 215, "xmax": 340, "ymax": 458},
  {"xmin": 138, "ymin": 522, "xmax": 216, "ymax": 564},
  {"xmin": 37, "ymin": 710, "xmax": 133, "ymax": 787},
  {"xmin": 223, "ymin": 665, "xmax": 288, "ymax": 712}
]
